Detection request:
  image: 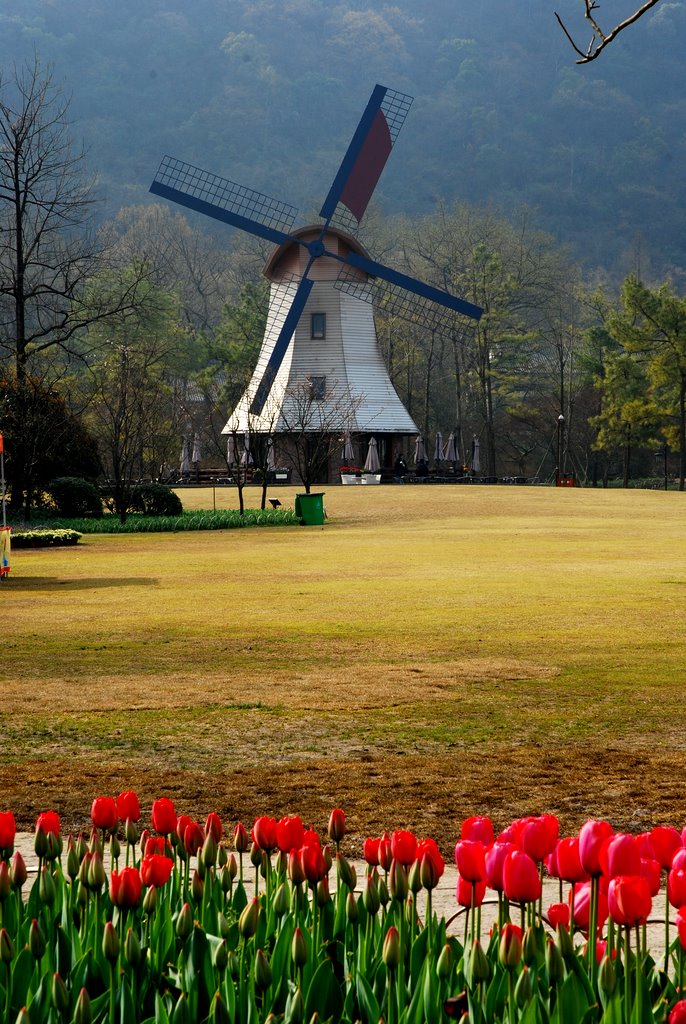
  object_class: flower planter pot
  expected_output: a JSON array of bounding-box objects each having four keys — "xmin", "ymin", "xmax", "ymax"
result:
[
  {"xmin": 340, "ymin": 474, "xmax": 361, "ymax": 485},
  {"xmin": 360, "ymin": 473, "xmax": 381, "ymax": 485}
]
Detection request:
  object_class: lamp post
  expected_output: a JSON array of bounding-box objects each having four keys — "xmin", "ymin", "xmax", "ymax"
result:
[{"xmin": 556, "ymin": 414, "xmax": 565, "ymax": 486}]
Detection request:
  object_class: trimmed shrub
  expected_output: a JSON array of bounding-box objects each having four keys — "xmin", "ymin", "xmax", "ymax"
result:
[
  {"xmin": 128, "ymin": 483, "xmax": 183, "ymax": 516},
  {"xmin": 11, "ymin": 528, "xmax": 82, "ymax": 547},
  {"xmin": 47, "ymin": 477, "xmax": 102, "ymax": 518}
]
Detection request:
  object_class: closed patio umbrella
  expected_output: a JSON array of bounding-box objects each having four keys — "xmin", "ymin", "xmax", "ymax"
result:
[
  {"xmin": 179, "ymin": 437, "xmax": 191, "ymax": 476},
  {"xmin": 471, "ymin": 436, "xmax": 481, "ymax": 474},
  {"xmin": 227, "ymin": 435, "xmax": 235, "ymax": 467},
  {"xmin": 191, "ymin": 433, "xmax": 202, "ymax": 464},
  {"xmin": 434, "ymin": 431, "xmax": 443, "ymax": 464},
  {"xmin": 342, "ymin": 431, "xmax": 355, "ymax": 462},
  {"xmin": 443, "ymin": 431, "xmax": 458, "ymax": 463},
  {"xmin": 364, "ymin": 436, "xmax": 381, "ymax": 472},
  {"xmin": 240, "ymin": 432, "xmax": 253, "ymax": 466},
  {"xmin": 413, "ymin": 436, "xmax": 427, "ymax": 465},
  {"xmin": 267, "ymin": 437, "xmax": 276, "ymax": 472}
]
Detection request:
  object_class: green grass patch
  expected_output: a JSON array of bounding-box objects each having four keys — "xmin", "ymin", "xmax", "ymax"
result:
[{"xmin": 47, "ymin": 507, "xmax": 298, "ymax": 532}]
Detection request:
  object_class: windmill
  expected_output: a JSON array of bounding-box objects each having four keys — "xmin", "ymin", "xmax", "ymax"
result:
[{"xmin": 150, "ymin": 85, "xmax": 483, "ymax": 480}]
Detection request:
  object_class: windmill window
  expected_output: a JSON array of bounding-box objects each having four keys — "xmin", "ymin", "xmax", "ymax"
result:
[
  {"xmin": 309, "ymin": 375, "xmax": 326, "ymax": 400},
  {"xmin": 311, "ymin": 313, "xmax": 326, "ymax": 339}
]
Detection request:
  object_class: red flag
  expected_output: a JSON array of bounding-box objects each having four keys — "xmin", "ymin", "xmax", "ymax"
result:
[{"xmin": 0, "ymin": 434, "xmax": 4, "ymax": 453}]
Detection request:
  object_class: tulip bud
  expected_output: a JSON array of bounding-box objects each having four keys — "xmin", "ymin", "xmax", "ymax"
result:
[
  {"xmin": 217, "ymin": 845, "xmax": 228, "ymax": 869},
  {"xmin": 66, "ymin": 841, "xmax": 81, "ymax": 881},
  {"xmin": 515, "ymin": 965, "xmax": 533, "ymax": 1008},
  {"xmin": 191, "ymin": 869, "xmax": 204, "ymax": 902},
  {"xmin": 382, "ymin": 926, "xmax": 401, "ymax": 971},
  {"xmin": 125, "ymin": 818, "xmax": 139, "ymax": 846},
  {"xmin": 213, "ymin": 939, "xmax": 228, "ymax": 973},
  {"xmin": 234, "ymin": 822, "xmax": 249, "ymax": 853},
  {"xmin": 46, "ymin": 831, "xmax": 61, "ymax": 861},
  {"xmin": 522, "ymin": 925, "xmax": 539, "ymax": 966},
  {"xmin": 29, "ymin": 918, "xmax": 46, "ymax": 960},
  {"xmin": 219, "ymin": 865, "xmax": 233, "ymax": 894},
  {"xmin": 227, "ymin": 853, "xmax": 238, "ymax": 880},
  {"xmin": 175, "ymin": 902, "xmax": 194, "ymax": 941},
  {"xmin": 172, "ymin": 993, "xmax": 191, "ymax": 1024},
  {"xmin": 76, "ymin": 881, "xmax": 88, "ymax": 908},
  {"xmin": 255, "ymin": 948, "xmax": 273, "ymax": 992},
  {"xmin": 316, "ymin": 877, "xmax": 331, "ymax": 908},
  {"xmin": 211, "ymin": 992, "xmax": 231, "ymax": 1024},
  {"xmin": 139, "ymin": 829, "xmax": 150, "ymax": 852},
  {"xmin": 437, "ymin": 942, "xmax": 454, "ymax": 981},
  {"xmin": 0, "ymin": 863, "xmax": 10, "ymax": 905},
  {"xmin": 466, "ymin": 939, "xmax": 490, "ymax": 986},
  {"xmin": 328, "ymin": 808, "xmax": 346, "ymax": 845},
  {"xmin": 110, "ymin": 835, "xmax": 121, "ymax": 862},
  {"xmin": 499, "ymin": 924, "xmax": 522, "ymax": 969},
  {"xmin": 250, "ymin": 841, "xmax": 263, "ymax": 868},
  {"xmin": 88, "ymin": 851, "xmax": 106, "ymax": 892},
  {"xmin": 274, "ymin": 881, "xmax": 290, "ymax": 917},
  {"xmin": 346, "ymin": 892, "xmax": 359, "ymax": 924},
  {"xmin": 143, "ymin": 885, "xmax": 157, "ymax": 915},
  {"xmin": 322, "ymin": 845, "xmax": 332, "ymax": 875},
  {"xmin": 52, "ymin": 972, "xmax": 69, "ymax": 1013},
  {"xmin": 201, "ymin": 833, "xmax": 218, "ymax": 869},
  {"xmin": 102, "ymin": 921, "xmax": 120, "ymax": 963},
  {"xmin": 125, "ymin": 927, "xmax": 142, "ymax": 967},
  {"xmin": 10, "ymin": 851, "xmax": 27, "ymax": 890},
  {"xmin": 545, "ymin": 937, "xmax": 564, "ymax": 984},
  {"xmin": 238, "ymin": 897, "xmax": 259, "ymax": 939},
  {"xmin": 0, "ymin": 928, "xmax": 14, "ymax": 963},
  {"xmin": 217, "ymin": 911, "xmax": 230, "ymax": 939},
  {"xmin": 288, "ymin": 850, "xmax": 306, "ymax": 887},
  {"xmin": 408, "ymin": 860, "xmax": 422, "ymax": 894},
  {"xmin": 228, "ymin": 950, "xmax": 240, "ymax": 980},
  {"xmin": 292, "ymin": 926, "xmax": 308, "ymax": 968},
  {"xmin": 286, "ymin": 988, "xmax": 304, "ymax": 1024},
  {"xmin": 363, "ymin": 875, "xmax": 380, "ymax": 916},
  {"xmin": 389, "ymin": 861, "xmax": 408, "ymax": 903},
  {"xmin": 337, "ymin": 854, "xmax": 356, "ymax": 891},
  {"xmin": 34, "ymin": 828, "xmax": 48, "ymax": 860},
  {"xmin": 275, "ymin": 850, "xmax": 288, "ymax": 877},
  {"xmin": 555, "ymin": 921, "xmax": 574, "ymax": 962},
  {"xmin": 15, "ymin": 1009, "xmax": 31, "ymax": 1024},
  {"xmin": 599, "ymin": 954, "xmax": 617, "ymax": 996},
  {"xmin": 74, "ymin": 987, "xmax": 92, "ymax": 1024},
  {"xmin": 39, "ymin": 865, "xmax": 56, "ymax": 906},
  {"xmin": 378, "ymin": 876, "xmax": 389, "ymax": 907},
  {"xmin": 196, "ymin": 853, "xmax": 206, "ymax": 881},
  {"xmin": 379, "ymin": 833, "xmax": 393, "ymax": 872}
]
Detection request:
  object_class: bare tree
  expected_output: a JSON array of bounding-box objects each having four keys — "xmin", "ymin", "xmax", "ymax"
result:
[
  {"xmin": 0, "ymin": 54, "xmax": 144, "ymax": 378},
  {"xmin": 555, "ymin": 0, "xmax": 662, "ymax": 62}
]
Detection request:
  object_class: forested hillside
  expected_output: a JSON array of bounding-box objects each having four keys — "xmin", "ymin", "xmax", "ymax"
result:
[{"xmin": 1, "ymin": 0, "xmax": 685, "ymax": 280}]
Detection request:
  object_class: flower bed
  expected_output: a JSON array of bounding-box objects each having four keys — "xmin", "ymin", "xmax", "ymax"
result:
[
  {"xmin": 1, "ymin": 801, "xmax": 686, "ymax": 1023},
  {"xmin": 10, "ymin": 528, "xmax": 82, "ymax": 547}
]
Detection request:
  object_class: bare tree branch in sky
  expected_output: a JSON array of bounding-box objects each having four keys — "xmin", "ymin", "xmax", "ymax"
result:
[{"xmin": 555, "ymin": 0, "xmax": 662, "ymax": 62}]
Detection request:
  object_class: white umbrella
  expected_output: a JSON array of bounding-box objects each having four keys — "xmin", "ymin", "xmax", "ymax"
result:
[
  {"xmin": 267, "ymin": 437, "xmax": 276, "ymax": 472},
  {"xmin": 179, "ymin": 437, "xmax": 191, "ymax": 475},
  {"xmin": 342, "ymin": 431, "xmax": 355, "ymax": 462},
  {"xmin": 191, "ymin": 432, "xmax": 202, "ymax": 464},
  {"xmin": 471, "ymin": 437, "xmax": 481, "ymax": 473},
  {"xmin": 414, "ymin": 436, "xmax": 427, "ymax": 465},
  {"xmin": 227, "ymin": 435, "xmax": 235, "ymax": 467},
  {"xmin": 443, "ymin": 431, "xmax": 458, "ymax": 463},
  {"xmin": 240, "ymin": 432, "xmax": 254, "ymax": 467},
  {"xmin": 434, "ymin": 431, "xmax": 443, "ymax": 463},
  {"xmin": 364, "ymin": 437, "xmax": 381, "ymax": 473}
]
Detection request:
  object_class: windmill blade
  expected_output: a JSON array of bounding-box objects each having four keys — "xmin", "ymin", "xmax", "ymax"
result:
[
  {"xmin": 249, "ymin": 276, "xmax": 315, "ymax": 416},
  {"xmin": 334, "ymin": 254, "xmax": 483, "ymax": 329},
  {"xmin": 320, "ymin": 85, "xmax": 413, "ymax": 230},
  {"xmin": 150, "ymin": 156, "xmax": 297, "ymax": 247}
]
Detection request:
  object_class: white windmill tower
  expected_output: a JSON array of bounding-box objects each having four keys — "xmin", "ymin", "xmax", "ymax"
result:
[{"xmin": 150, "ymin": 85, "xmax": 482, "ymax": 481}]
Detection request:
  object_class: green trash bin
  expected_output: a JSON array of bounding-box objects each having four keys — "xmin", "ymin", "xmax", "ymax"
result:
[{"xmin": 294, "ymin": 492, "xmax": 325, "ymax": 525}]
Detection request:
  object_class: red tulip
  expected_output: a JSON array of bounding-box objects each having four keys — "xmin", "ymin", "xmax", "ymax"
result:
[
  {"xmin": 176, "ymin": 815, "xmax": 192, "ymax": 844},
  {"xmin": 417, "ymin": 838, "xmax": 445, "ymax": 889},
  {"xmin": 151, "ymin": 798, "xmax": 177, "ymax": 835},
  {"xmin": 140, "ymin": 854, "xmax": 173, "ymax": 888},
  {"xmin": 0, "ymin": 812, "xmax": 16, "ymax": 850},
  {"xmin": 650, "ymin": 826, "xmax": 682, "ymax": 869},
  {"xmin": 327, "ymin": 808, "xmax": 346, "ymax": 844},
  {"xmin": 110, "ymin": 866, "xmax": 142, "ymax": 909},
  {"xmin": 601, "ymin": 833, "xmax": 641, "ymax": 879},
  {"xmin": 570, "ymin": 880, "xmax": 609, "ymax": 933},
  {"xmin": 362, "ymin": 837, "xmax": 380, "ymax": 866},
  {"xmin": 11, "ymin": 851, "xmax": 27, "ymax": 889},
  {"xmin": 183, "ymin": 822, "xmax": 204, "ymax": 857},
  {"xmin": 670, "ymin": 1000, "xmax": 686, "ymax": 1024},
  {"xmin": 673, "ymin": 849, "xmax": 686, "ymax": 872},
  {"xmin": 391, "ymin": 830, "xmax": 417, "ymax": 866},
  {"xmin": 520, "ymin": 816, "xmax": 557, "ymax": 863},
  {"xmin": 607, "ymin": 875, "xmax": 652, "ymax": 927},
  {"xmin": 300, "ymin": 843, "xmax": 326, "ymax": 885},
  {"xmin": 91, "ymin": 797, "xmax": 118, "ymax": 832},
  {"xmin": 205, "ymin": 812, "xmax": 222, "ymax": 842},
  {"xmin": 454, "ymin": 840, "xmax": 486, "ymax": 882},
  {"xmin": 456, "ymin": 875, "xmax": 486, "ymax": 908},
  {"xmin": 676, "ymin": 907, "xmax": 686, "ymax": 950},
  {"xmin": 302, "ymin": 828, "xmax": 321, "ymax": 848},
  {"xmin": 116, "ymin": 791, "xmax": 141, "ymax": 823},
  {"xmin": 636, "ymin": 832, "xmax": 655, "ymax": 859},
  {"xmin": 547, "ymin": 902, "xmax": 570, "ymax": 929},
  {"xmin": 461, "ymin": 816, "xmax": 494, "ymax": 845},
  {"xmin": 253, "ymin": 816, "xmax": 278, "ymax": 852},
  {"xmin": 36, "ymin": 810, "xmax": 60, "ymax": 837},
  {"xmin": 545, "ymin": 845, "xmax": 559, "ymax": 878},
  {"xmin": 554, "ymin": 838, "xmax": 587, "ymax": 883},
  {"xmin": 579, "ymin": 820, "xmax": 613, "ymax": 876},
  {"xmin": 145, "ymin": 836, "xmax": 167, "ymax": 857},
  {"xmin": 378, "ymin": 832, "xmax": 393, "ymax": 871},
  {"xmin": 288, "ymin": 849, "xmax": 306, "ymax": 886},
  {"xmin": 234, "ymin": 822, "xmax": 249, "ymax": 853},
  {"xmin": 503, "ymin": 850, "xmax": 541, "ymax": 903},
  {"xmin": 668, "ymin": 869, "xmax": 686, "ymax": 909},
  {"xmin": 499, "ymin": 923, "xmax": 523, "ymax": 967},
  {"xmin": 485, "ymin": 842, "xmax": 517, "ymax": 892},
  {"xmin": 276, "ymin": 816, "xmax": 305, "ymax": 854},
  {"xmin": 640, "ymin": 857, "xmax": 662, "ymax": 897}
]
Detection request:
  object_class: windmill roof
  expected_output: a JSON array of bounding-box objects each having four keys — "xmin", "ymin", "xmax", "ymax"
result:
[{"xmin": 262, "ymin": 224, "xmax": 371, "ymax": 280}]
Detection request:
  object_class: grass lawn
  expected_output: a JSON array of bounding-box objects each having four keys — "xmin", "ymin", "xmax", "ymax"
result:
[{"xmin": 2, "ymin": 484, "xmax": 685, "ymax": 850}]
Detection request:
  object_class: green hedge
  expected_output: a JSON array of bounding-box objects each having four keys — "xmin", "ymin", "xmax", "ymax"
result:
[
  {"xmin": 48, "ymin": 508, "xmax": 298, "ymax": 533},
  {"xmin": 11, "ymin": 528, "xmax": 82, "ymax": 547}
]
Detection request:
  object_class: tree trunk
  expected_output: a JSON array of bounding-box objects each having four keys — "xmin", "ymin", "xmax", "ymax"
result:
[{"xmin": 679, "ymin": 376, "xmax": 686, "ymax": 492}]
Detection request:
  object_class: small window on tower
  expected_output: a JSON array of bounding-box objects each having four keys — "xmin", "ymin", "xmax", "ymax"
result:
[
  {"xmin": 309, "ymin": 375, "xmax": 326, "ymax": 400},
  {"xmin": 311, "ymin": 313, "xmax": 326, "ymax": 339}
]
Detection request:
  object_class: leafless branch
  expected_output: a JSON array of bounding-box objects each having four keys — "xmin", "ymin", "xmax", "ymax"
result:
[{"xmin": 555, "ymin": 0, "xmax": 662, "ymax": 62}]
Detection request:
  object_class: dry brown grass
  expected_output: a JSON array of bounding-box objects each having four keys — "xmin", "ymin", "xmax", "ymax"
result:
[{"xmin": 2, "ymin": 484, "xmax": 685, "ymax": 851}]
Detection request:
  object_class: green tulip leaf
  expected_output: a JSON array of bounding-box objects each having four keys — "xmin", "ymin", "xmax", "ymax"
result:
[
  {"xmin": 305, "ymin": 959, "xmax": 343, "ymax": 1024},
  {"xmin": 356, "ymin": 969, "xmax": 382, "ymax": 1024}
]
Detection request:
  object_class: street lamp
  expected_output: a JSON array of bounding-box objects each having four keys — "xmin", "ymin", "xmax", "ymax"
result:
[{"xmin": 556, "ymin": 414, "xmax": 565, "ymax": 485}]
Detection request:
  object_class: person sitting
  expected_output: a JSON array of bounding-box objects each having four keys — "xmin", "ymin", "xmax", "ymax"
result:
[
  {"xmin": 394, "ymin": 455, "xmax": 407, "ymax": 479},
  {"xmin": 415, "ymin": 459, "xmax": 429, "ymax": 477}
]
